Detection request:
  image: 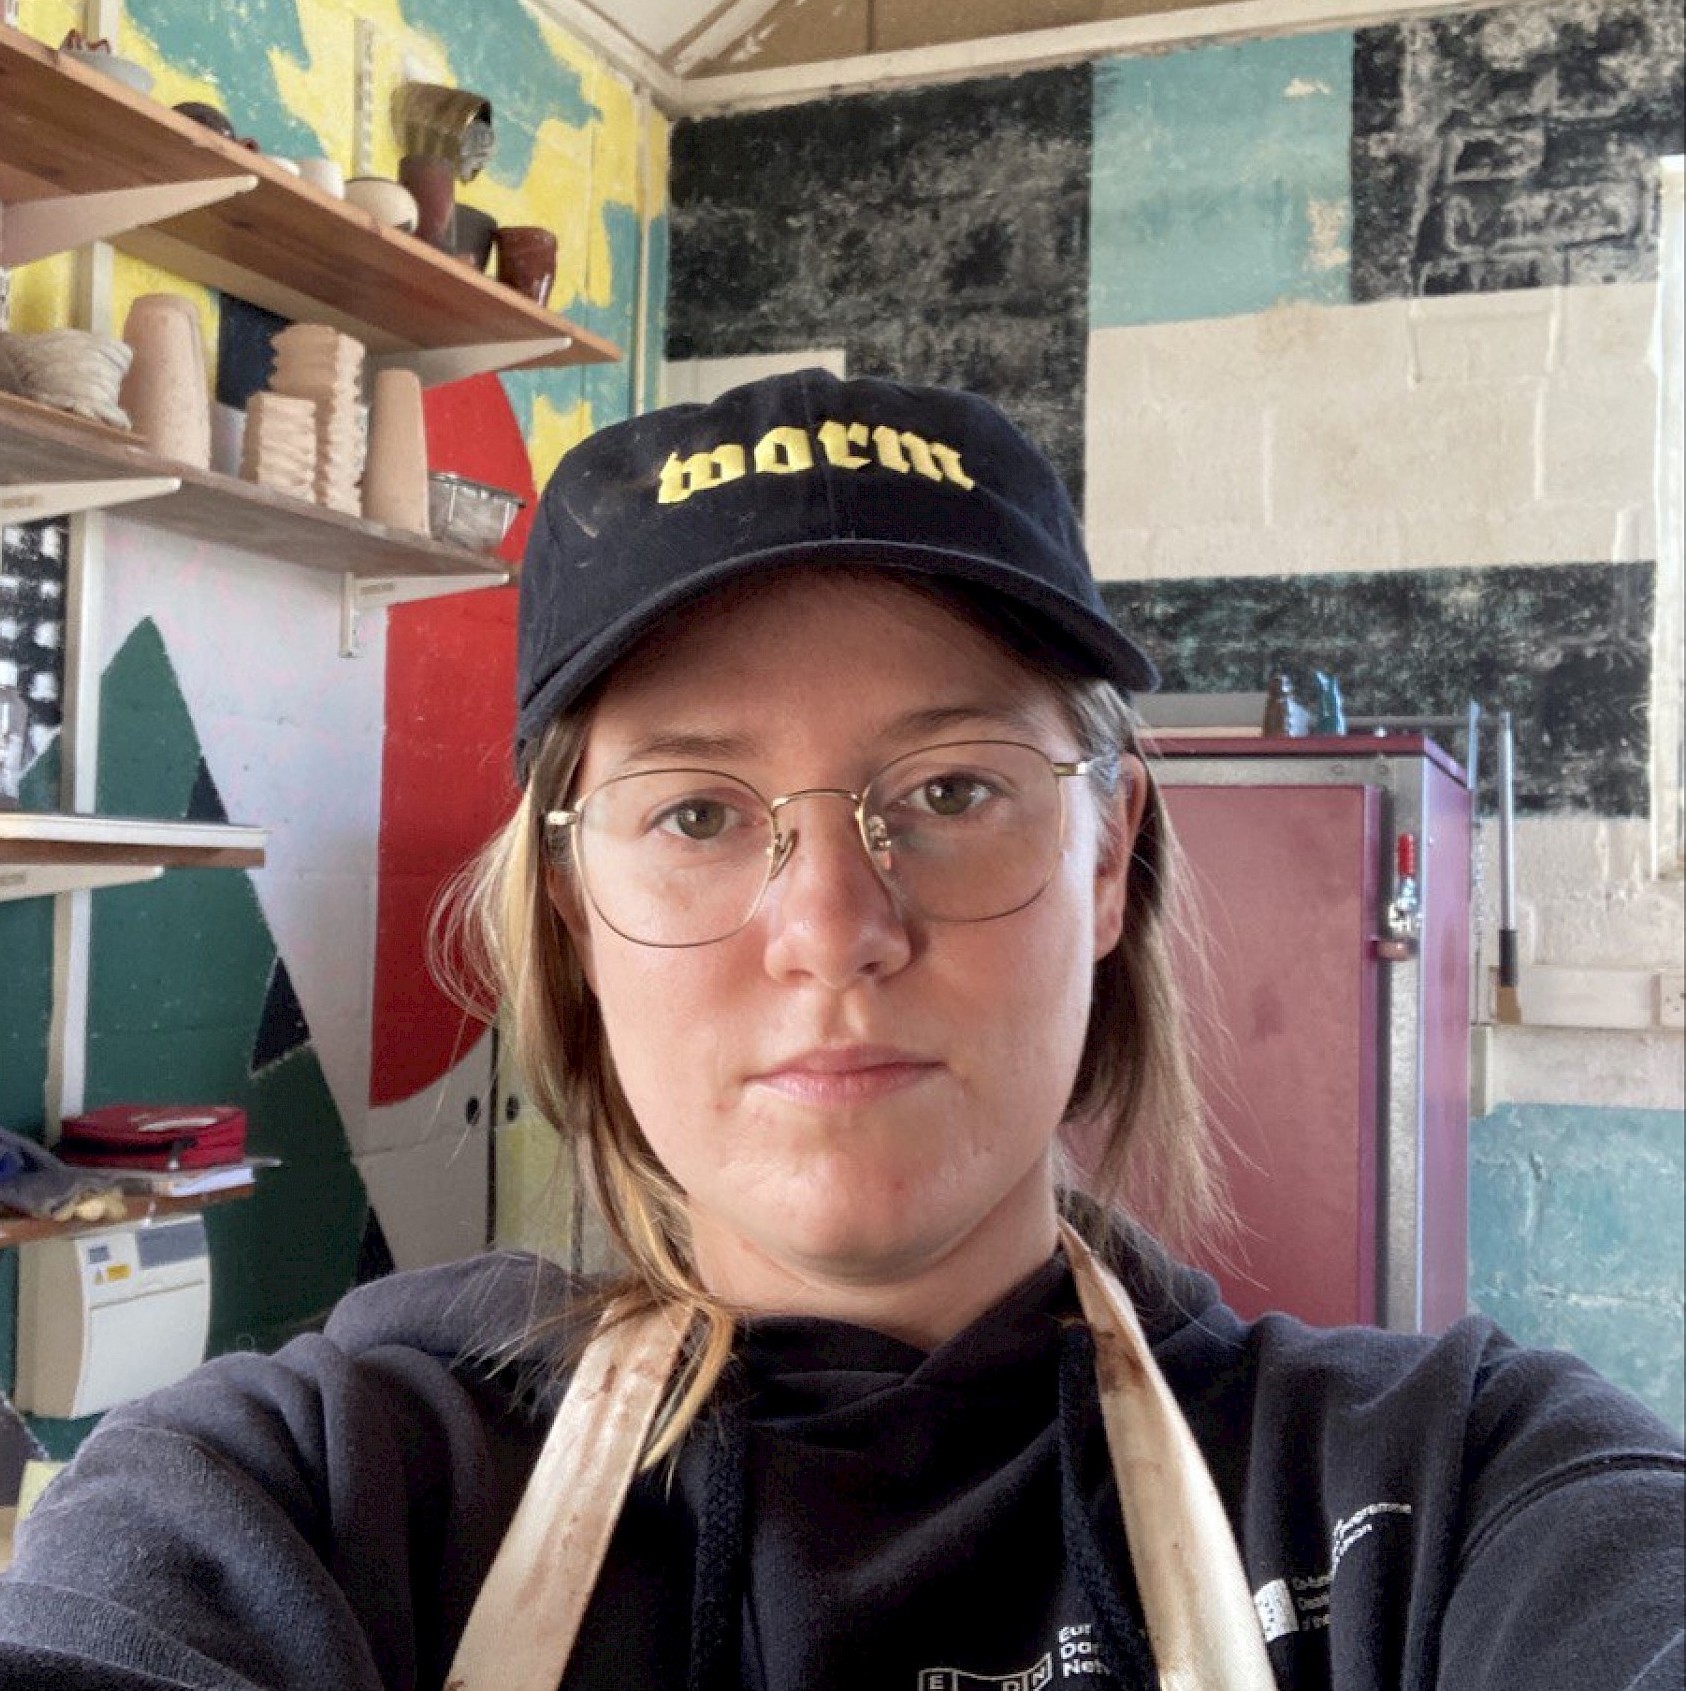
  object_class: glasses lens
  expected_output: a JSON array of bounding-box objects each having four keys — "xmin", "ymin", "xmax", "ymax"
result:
[
  {"xmin": 574, "ymin": 769, "xmax": 773, "ymax": 946},
  {"xmin": 863, "ymin": 741, "xmax": 1065, "ymax": 922}
]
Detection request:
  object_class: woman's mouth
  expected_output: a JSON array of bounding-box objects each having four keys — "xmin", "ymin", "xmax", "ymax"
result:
[{"xmin": 750, "ymin": 1046, "xmax": 942, "ymax": 1106}]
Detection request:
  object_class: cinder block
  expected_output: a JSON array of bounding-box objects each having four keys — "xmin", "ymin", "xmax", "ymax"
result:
[
  {"xmin": 1405, "ymin": 288, "xmax": 1558, "ymax": 384},
  {"xmin": 1556, "ymin": 278, "xmax": 1659, "ymax": 370},
  {"xmin": 1537, "ymin": 377, "xmax": 1656, "ymax": 505},
  {"xmin": 1269, "ymin": 379, "xmax": 1537, "ymax": 534},
  {"xmin": 356, "ymin": 1131, "xmax": 491, "ymax": 1271}
]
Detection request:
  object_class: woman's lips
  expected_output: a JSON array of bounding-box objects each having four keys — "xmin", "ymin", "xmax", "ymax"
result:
[{"xmin": 750, "ymin": 1047, "xmax": 942, "ymax": 1106}]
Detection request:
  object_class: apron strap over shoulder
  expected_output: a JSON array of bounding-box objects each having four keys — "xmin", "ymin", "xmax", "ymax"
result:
[
  {"xmin": 1059, "ymin": 1220, "xmax": 1277, "ymax": 1691},
  {"xmin": 449, "ymin": 1228, "xmax": 1278, "ymax": 1691},
  {"xmin": 445, "ymin": 1300, "xmax": 689, "ymax": 1691}
]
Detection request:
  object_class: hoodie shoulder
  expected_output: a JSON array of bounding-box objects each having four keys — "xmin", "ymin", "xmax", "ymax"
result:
[{"xmin": 321, "ymin": 1249, "xmax": 588, "ymax": 1369}]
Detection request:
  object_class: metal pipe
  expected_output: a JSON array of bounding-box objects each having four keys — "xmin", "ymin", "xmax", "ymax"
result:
[{"xmin": 1496, "ymin": 711, "xmax": 1521, "ymax": 1022}]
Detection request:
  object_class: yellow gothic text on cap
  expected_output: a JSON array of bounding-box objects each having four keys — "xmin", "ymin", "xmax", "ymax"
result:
[{"xmin": 657, "ymin": 419, "xmax": 975, "ymax": 505}]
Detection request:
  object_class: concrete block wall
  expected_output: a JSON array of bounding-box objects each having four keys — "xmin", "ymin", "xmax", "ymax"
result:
[{"xmin": 667, "ymin": 0, "xmax": 1685, "ymax": 1426}]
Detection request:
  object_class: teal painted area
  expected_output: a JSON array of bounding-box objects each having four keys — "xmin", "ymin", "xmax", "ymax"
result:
[
  {"xmin": 128, "ymin": 0, "xmax": 322, "ymax": 158},
  {"xmin": 1090, "ymin": 33, "xmax": 1354, "ymax": 328},
  {"xmin": 1, "ymin": 747, "xmax": 64, "ymax": 1400},
  {"xmin": 400, "ymin": 0, "xmax": 596, "ymax": 187},
  {"xmin": 86, "ymin": 620, "xmax": 366, "ymax": 1362},
  {"xmin": 1470, "ymin": 1103, "xmax": 1685, "ymax": 1431},
  {"xmin": 502, "ymin": 200, "xmax": 644, "ymax": 434},
  {"xmin": 0, "ymin": 745, "xmax": 61, "ymax": 1138}
]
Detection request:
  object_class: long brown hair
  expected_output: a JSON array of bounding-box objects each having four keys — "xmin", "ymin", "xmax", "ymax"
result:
[{"xmin": 438, "ymin": 570, "xmax": 1221, "ymax": 1459}]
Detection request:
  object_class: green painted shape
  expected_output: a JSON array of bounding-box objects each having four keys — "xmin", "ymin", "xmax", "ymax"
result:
[
  {"xmin": 398, "ymin": 0, "xmax": 596, "ymax": 187},
  {"xmin": 127, "ymin": 0, "xmax": 321, "ymax": 159},
  {"xmin": 95, "ymin": 620, "xmax": 208, "ymax": 821},
  {"xmin": 87, "ymin": 618, "xmax": 366, "ymax": 1371},
  {"xmin": 0, "ymin": 744, "xmax": 61, "ymax": 1137},
  {"xmin": 1, "ymin": 747, "xmax": 64, "ymax": 1401},
  {"xmin": 1471, "ymin": 1102, "xmax": 1684, "ymax": 1432},
  {"xmin": 1091, "ymin": 32, "xmax": 1354, "ymax": 328}
]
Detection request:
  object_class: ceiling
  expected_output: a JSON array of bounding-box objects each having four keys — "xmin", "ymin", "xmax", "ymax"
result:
[{"xmin": 540, "ymin": 0, "xmax": 1496, "ymax": 114}]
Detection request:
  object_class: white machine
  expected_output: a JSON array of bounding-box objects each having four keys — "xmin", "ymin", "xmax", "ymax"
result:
[{"xmin": 14, "ymin": 1217, "xmax": 210, "ymax": 1418}]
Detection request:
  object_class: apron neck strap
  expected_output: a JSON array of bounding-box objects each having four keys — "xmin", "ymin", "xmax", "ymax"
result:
[{"xmin": 447, "ymin": 1228, "xmax": 1278, "ymax": 1691}]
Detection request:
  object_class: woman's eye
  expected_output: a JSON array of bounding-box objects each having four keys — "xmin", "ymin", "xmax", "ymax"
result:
[
  {"xmin": 915, "ymin": 774, "xmax": 991, "ymax": 818},
  {"xmin": 657, "ymin": 799, "xmax": 736, "ymax": 841}
]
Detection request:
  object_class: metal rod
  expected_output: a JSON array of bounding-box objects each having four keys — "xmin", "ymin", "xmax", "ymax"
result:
[{"xmin": 1496, "ymin": 711, "xmax": 1521, "ymax": 1022}]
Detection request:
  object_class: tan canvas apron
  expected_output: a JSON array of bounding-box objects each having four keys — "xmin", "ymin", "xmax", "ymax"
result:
[{"xmin": 446, "ymin": 1222, "xmax": 1277, "ymax": 1691}]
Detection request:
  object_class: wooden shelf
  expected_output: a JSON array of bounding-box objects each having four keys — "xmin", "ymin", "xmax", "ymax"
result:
[
  {"xmin": 1, "ymin": 810, "xmax": 266, "ymax": 902},
  {"xmin": 0, "ymin": 1183, "xmax": 251, "ymax": 1250},
  {"xmin": 0, "ymin": 811, "xmax": 266, "ymax": 871},
  {"xmin": 0, "ymin": 23, "xmax": 618, "ymax": 367},
  {"xmin": 0, "ymin": 393, "xmax": 509, "ymax": 581}
]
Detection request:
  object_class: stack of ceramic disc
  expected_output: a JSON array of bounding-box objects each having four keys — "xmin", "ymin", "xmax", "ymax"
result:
[
  {"xmin": 240, "ymin": 392, "xmax": 318, "ymax": 499},
  {"xmin": 267, "ymin": 325, "xmax": 368, "ymax": 514},
  {"xmin": 0, "ymin": 329, "xmax": 133, "ymax": 428}
]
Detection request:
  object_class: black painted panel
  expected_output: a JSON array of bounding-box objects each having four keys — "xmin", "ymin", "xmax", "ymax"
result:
[
  {"xmin": 1101, "ymin": 562, "xmax": 1654, "ymax": 817},
  {"xmin": 0, "ymin": 518, "xmax": 66, "ymax": 786},
  {"xmin": 1352, "ymin": 0, "xmax": 1685, "ymax": 300},
  {"xmin": 668, "ymin": 68, "xmax": 1092, "ymax": 499}
]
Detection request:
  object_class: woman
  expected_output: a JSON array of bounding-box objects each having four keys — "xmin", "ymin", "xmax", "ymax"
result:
[{"xmin": 1, "ymin": 369, "xmax": 1680, "ymax": 1691}]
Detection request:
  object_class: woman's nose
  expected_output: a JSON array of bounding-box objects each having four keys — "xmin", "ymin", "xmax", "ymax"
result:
[{"xmin": 759, "ymin": 794, "xmax": 913, "ymax": 985}]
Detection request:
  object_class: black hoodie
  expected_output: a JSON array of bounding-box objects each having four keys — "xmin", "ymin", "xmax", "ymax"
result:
[{"xmin": 0, "ymin": 1211, "xmax": 1681, "ymax": 1690}]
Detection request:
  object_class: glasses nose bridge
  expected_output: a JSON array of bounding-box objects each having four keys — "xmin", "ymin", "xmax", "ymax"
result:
[{"xmin": 765, "ymin": 784, "xmax": 876, "ymax": 880}]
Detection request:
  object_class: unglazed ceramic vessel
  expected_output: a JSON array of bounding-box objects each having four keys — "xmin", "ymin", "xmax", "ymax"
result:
[
  {"xmin": 362, "ymin": 368, "xmax": 430, "ymax": 534},
  {"xmin": 118, "ymin": 295, "xmax": 210, "ymax": 468}
]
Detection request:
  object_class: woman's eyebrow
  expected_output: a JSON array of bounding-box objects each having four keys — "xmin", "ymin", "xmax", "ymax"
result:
[
  {"xmin": 607, "ymin": 703, "xmax": 1047, "ymax": 773},
  {"xmin": 884, "ymin": 702, "xmax": 1050, "ymax": 741},
  {"xmin": 612, "ymin": 729, "xmax": 761, "ymax": 767}
]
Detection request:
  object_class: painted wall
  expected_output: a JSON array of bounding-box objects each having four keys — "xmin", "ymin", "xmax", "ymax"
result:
[
  {"xmin": 667, "ymin": 0, "xmax": 1685, "ymax": 1425},
  {"xmin": 0, "ymin": 0, "xmax": 665, "ymax": 1448}
]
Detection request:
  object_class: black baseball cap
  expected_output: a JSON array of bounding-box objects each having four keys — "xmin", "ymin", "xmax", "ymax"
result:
[{"xmin": 515, "ymin": 367, "xmax": 1158, "ymax": 777}]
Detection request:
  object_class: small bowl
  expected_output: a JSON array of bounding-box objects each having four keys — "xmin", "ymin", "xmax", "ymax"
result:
[
  {"xmin": 427, "ymin": 472, "xmax": 524, "ymax": 553},
  {"xmin": 345, "ymin": 176, "xmax": 419, "ymax": 234}
]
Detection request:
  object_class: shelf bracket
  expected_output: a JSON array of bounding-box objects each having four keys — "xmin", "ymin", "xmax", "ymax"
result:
[
  {"xmin": 0, "ymin": 863, "xmax": 163, "ymax": 904},
  {"xmin": 2, "ymin": 475, "xmax": 180, "ymax": 525},
  {"xmin": 340, "ymin": 569, "xmax": 510, "ymax": 658},
  {"xmin": 370, "ymin": 337, "xmax": 575, "ymax": 388},
  {"xmin": 0, "ymin": 176, "xmax": 258, "ymax": 268}
]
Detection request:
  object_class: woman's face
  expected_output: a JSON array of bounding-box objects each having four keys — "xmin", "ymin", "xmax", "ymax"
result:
[{"xmin": 552, "ymin": 573, "xmax": 1142, "ymax": 1343}]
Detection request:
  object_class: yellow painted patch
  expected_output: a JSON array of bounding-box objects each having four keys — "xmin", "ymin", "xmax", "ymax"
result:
[
  {"xmin": 527, "ymin": 393, "xmax": 593, "ymax": 492},
  {"xmin": 4, "ymin": 255, "xmax": 76, "ymax": 334},
  {"xmin": 493, "ymin": 1109, "xmax": 575, "ymax": 1260},
  {"xmin": 16, "ymin": 0, "xmax": 80, "ymax": 48}
]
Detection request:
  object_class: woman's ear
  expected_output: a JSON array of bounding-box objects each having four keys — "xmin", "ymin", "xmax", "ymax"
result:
[
  {"xmin": 1092, "ymin": 753, "xmax": 1148, "ymax": 964},
  {"xmin": 546, "ymin": 863, "xmax": 597, "ymax": 993}
]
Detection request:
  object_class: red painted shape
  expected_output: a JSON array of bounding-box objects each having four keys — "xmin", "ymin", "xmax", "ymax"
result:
[{"xmin": 371, "ymin": 376, "xmax": 533, "ymax": 1105}]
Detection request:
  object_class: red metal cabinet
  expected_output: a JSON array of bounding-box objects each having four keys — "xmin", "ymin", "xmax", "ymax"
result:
[{"xmin": 1146, "ymin": 737, "xmax": 1471, "ymax": 1333}]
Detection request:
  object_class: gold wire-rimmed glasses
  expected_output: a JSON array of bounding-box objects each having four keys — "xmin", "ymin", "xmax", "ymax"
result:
[{"xmin": 543, "ymin": 738, "xmax": 1112, "ymax": 948}]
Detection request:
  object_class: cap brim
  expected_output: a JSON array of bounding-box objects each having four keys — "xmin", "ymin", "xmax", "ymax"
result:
[{"xmin": 517, "ymin": 539, "xmax": 1158, "ymax": 777}]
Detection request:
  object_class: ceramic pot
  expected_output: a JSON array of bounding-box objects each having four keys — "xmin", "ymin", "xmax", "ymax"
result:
[
  {"xmin": 449, "ymin": 205, "xmax": 497, "ymax": 271},
  {"xmin": 398, "ymin": 154, "xmax": 457, "ymax": 250},
  {"xmin": 345, "ymin": 177, "xmax": 419, "ymax": 233},
  {"xmin": 494, "ymin": 226, "xmax": 557, "ymax": 307},
  {"xmin": 296, "ymin": 157, "xmax": 345, "ymax": 197},
  {"xmin": 118, "ymin": 294, "xmax": 210, "ymax": 468},
  {"xmin": 362, "ymin": 368, "xmax": 430, "ymax": 534},
  {"xmin": 392, "ymin": 82, "xmax": 494, "ymax": 181}
]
